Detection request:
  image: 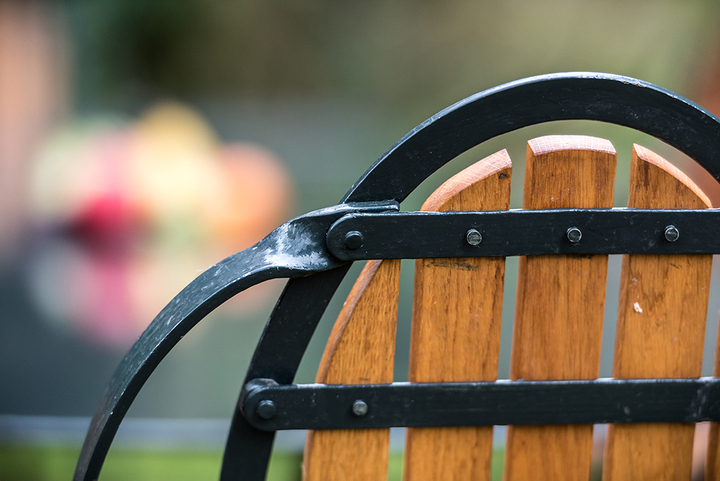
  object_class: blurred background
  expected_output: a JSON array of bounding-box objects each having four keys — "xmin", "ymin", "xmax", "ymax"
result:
[{"xmin": 2, "ymin": 0, "xmax": 720, "ymax": 479}]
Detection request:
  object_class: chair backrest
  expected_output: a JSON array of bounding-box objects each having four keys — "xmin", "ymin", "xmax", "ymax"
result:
[
  {"xmin": 75, "ymin": 74, "xmax": 720, "ymax": 481},
  {"xmin": 302, "ymin": 135, "xmax": 714, "ymax": 481}
]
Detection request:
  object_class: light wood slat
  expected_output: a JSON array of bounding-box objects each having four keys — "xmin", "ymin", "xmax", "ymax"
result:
[
  {"xmin": 603, "ymin": 144, "xmax": 712, "ymax": 481},
  {"xmin": 403, "ymin": 150, "xmax": 512, "ymax": 481},
  {"xmin": 302, "ymin": 258, "xmax": 401, "ymax": 481},
  {"xmin": 504, "ymin": 135, "xmax": 616, "ymax": 481}
]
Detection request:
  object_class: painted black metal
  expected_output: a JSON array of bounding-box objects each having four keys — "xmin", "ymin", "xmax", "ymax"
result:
[
  {"xmin": 75, "ymin": 72, "xmax": 720, "ymax": 481},
  {"xmin": 73, "ymin": 201, "xmax": 397, "ymax": 481},
  {"xmin": 242, "ymin": 378, "xmax": 720, "ymax": 431},
  {"xmin": 219, "ymin": 266, "xmax": 351, "ymax": 481},
  {"xmin": 342, "ymin": 72, "xmax": 720, "ymax": 204},
  {"xmin": 327, "ymin": 209, "xmax": 720, "ymax": 260}
]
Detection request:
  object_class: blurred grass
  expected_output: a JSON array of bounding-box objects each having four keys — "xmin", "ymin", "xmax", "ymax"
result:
[
  {"xmin": 0, "ymin": 445, "xmax": 297, "ymax": 481},
  {"xmin": 0, "ymin": 445, "xmax": 507, "ymax": 480}
]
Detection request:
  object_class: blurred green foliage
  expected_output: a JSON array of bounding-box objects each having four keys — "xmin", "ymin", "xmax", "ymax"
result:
[
  {"xmin": 68, "ymin": 0, "xmax": 720, "ymax": 114},
  {"xmin": 0, "ymin": 444, "xmax": 503, "ymax": 481},
  {"xmin": 0, "ymin": 444, "xmax": 303, "ymax": 481}
]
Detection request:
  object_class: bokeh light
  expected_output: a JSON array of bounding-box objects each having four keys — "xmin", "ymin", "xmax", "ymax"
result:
[{"xmin": 27, "ymin": 103, "xmax": 293, "ymax": 348}]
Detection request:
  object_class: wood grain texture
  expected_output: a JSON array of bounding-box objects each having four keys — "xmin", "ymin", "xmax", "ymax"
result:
[
  {"xmin": 504, "ymin": 135, "xmax": 616, "ymax": 481},
  {"xmin": 403, "ymin": 150, "xmax": 512, "ymax": 481},
  {"xmin": 602, "ymin": 144, "xmax": 712, "ymax": 481},
  {"xmin": 303, "ymin": 258, "xmax": 401, "ymax": 481}
]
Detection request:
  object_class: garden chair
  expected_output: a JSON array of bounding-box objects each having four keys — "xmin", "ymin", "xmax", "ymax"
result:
[{"xmin": 75, "ymin": 72, "xmax": 720, "ymax": 480}]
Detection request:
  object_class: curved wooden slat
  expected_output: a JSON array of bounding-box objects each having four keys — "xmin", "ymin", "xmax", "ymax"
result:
[
  {"xmin": 403, "ymin": 150, "xmax": 512, "ymax": 481},
  {"xmin": 603, "ymin": 145, "xmax": 712, "ymax": 481},
  {"xmin": 303, "ymin": 258, "xmax": 401, "ymax": 481},
  {"xmin": 504, "ymin": 135, "xmax": 616, "ymax": 481}
]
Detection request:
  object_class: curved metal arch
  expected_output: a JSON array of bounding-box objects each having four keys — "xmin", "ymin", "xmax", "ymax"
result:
[
  {"xmin": 74, "ymin": 72, "xmax": 720, "ymax": 481},
  {"xmin": 343, "ymin": 72, "xmax": 720, "ymax": 203}
]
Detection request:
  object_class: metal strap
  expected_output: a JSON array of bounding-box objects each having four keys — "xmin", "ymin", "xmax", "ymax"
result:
[
  {"xmin": 327, "ymin": 209, "xmax": 720, "ymax": 260},
  {"xmin": 243, "ymin": 378, "xmax": 720, "ymax": 431}
]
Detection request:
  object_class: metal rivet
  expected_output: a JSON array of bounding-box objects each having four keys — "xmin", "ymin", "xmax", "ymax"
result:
[
  {"xmin": 257, "ymin": 400, "xmax": 276, "ymax": 420},
  {"xmin": 344, "ymin": 231, "xmax": 364, "ymax": 250},
  {"xmin": 664, "ymin": 225, "xmax": 680, "ymax": 242},
  {"xmin": 352, "ymin": 400, "xmax": 368, "ymax": 417},
  {"xmin": 566, "ymin": 227, "xmax": 582, "ymax": 243},
  {"xmin": 466, "ymin": 229, "xmax": 483, "ymax": 246}
]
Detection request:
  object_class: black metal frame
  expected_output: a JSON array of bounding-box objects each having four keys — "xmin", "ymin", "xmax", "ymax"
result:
[{"xmin": 74, "ymin": 72, "xmax": 720, "ymax": 481}]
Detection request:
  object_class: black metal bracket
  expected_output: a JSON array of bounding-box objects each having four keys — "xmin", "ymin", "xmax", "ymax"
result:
[
  {"xmin": 326, "ymin": 208, "xmax": 720, "ymax": 260},
  {"xmin": 242, "ymin": 377, "xmax": 720, "ymax": 431}
]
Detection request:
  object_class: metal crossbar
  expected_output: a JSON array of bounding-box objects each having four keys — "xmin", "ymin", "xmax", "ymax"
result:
[
  {"xmin": 242, "ymin": 377, "xmax": 720, "ymax": 431},
  {"xmin": 326, "ymin": 208, "xmax": 720, "ymax": 260}
]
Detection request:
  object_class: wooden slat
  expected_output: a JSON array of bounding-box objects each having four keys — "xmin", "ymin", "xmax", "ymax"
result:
[
  {"xmin": 603, "ymin": 144, "xmax": 712, "ymax": 481},
  {"xmin": 504, "ymin": 135, "xmax": 616, "ymax": 481},
  {"xmin": 303, "ymin": 258, "xmax": 401, "ymax": 481},
  {"xmin": 403, "ymin": 150, "xmax": 513, "ymax": 481}
]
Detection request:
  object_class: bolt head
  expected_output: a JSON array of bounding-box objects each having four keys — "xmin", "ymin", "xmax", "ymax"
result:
[
  {"xmin": 466, "ymin": 229, "xmax": 483, "ymax": 246},
  {"xmin": 257, "ymin": 400, "xmax": 276, "ymax": 420},
  {"xmin": 664, "ymin": 225, "xmax": 680, "ymax": 242},
  {"xmin": 344, "ymin": 231, "xmax": 364, "ymax": 250},
  {"xmin": 566, "ymin": 227, "xmax": 582, "ymax": 243},
  {"xmin": 352, "ymin": 400, "xmax": 368, "ymax": 417}
]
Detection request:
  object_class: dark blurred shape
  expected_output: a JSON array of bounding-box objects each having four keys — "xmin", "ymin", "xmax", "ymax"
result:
[{"xmin": 27, "ymin": 103, "xmax": 294, "ymax": 349}]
